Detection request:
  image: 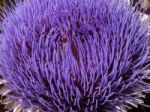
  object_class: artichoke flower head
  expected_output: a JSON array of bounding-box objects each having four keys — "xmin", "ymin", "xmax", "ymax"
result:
[{"xmin": 0, "ymin": 0, "xmax": 150, "ymax": 112}]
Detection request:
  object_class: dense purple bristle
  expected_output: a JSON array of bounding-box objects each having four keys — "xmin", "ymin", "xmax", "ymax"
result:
[{"xmin": 0, "ymin": 0, "xmax": 150, "ymax": 112}]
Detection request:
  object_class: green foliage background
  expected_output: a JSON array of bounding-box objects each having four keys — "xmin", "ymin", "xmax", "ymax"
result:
[{"xmin": 0, "ymin": 0, "xmax": 4, "ymax": 5}]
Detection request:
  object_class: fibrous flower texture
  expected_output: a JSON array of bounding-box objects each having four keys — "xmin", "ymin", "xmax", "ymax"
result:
[{"xmin": 0, "ymin": 0, "xmax": 150, "ymax": 112}]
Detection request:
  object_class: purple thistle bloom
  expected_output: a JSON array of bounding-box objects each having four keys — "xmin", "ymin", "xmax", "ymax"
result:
[{"xmin": 0, "ymin": 0, "xmax": 150, "ymax": 111}]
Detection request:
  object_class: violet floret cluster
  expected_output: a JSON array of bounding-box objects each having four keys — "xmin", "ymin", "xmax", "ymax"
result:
[{"xmin": 0, "ymin": 0, "xmax": 150, "ymax": 112}]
